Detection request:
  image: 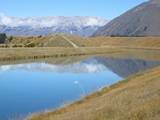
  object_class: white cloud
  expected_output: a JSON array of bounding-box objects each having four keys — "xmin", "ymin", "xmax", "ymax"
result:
[
  {"xmin": 0, "ymin": 65, "xmax": 12, "ymax": 71},
  {"xmin": 0, "ymin": 13, "xmax": 107, "ymax": 28}
]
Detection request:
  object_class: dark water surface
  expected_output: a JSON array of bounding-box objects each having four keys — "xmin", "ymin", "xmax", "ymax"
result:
[{"xmin": 0, "ymin": 56, "xmax": 160, "ymax": 120}]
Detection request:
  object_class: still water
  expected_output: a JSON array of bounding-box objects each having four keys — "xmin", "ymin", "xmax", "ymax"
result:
[{"xmin": 0, "ymin": 56, "xmax": 159, "ymax": 120}]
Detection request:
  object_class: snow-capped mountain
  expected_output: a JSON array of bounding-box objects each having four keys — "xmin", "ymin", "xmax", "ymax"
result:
[{"xmin": 0, "ymin": 13, "xmax": 108, "ymax": 36}]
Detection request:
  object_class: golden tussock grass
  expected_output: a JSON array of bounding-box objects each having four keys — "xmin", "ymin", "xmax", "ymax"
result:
[
  {"xmin": 0, "ymin": 47, "xmax": 122, "ymax": 61},
  {"xmin": 5, "ymin": 35, "xmax": 160, "ymax": 48}
]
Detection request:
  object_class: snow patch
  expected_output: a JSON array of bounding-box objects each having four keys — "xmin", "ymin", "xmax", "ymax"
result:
[{"xmin": 0, "ymin": 13, "xmax": 108, "ymax": 28}]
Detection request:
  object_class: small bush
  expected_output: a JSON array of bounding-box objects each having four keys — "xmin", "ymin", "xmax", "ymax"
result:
[
  {"xmin": 38, "ymin": 35, "xmax": 42, "ymax": 38},
  {"xmin": 0, "ymin": 33, "xmax": 7, "ymax": 44}
]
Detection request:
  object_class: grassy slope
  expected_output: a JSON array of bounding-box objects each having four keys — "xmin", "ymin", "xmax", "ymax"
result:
[
  {"xmin": 9, "ymin": 34, "xmax": 85, "ymax": 47},
  {"xmin": 7, "ymin": 35, "xmax": 160, "ymax": 48},
  {"xmin": 28, "ymin": 66, "xmax": 160, "ymax": 120},
  {"xmin": 85, "ymin": 37, "xmax": 160, "ymax": 48}
]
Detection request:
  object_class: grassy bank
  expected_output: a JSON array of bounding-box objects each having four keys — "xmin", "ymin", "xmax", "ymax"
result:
[
  {"xmin": 0, "ymin": 46, "xmax": 160, "ymax": 62},
  {"xmin": 28, "ymin": 66, "xmax": 160, "ymax": 120},
  {"xmin": 0, "ymin": 47, "xmax": 122, "ymax": 61}
]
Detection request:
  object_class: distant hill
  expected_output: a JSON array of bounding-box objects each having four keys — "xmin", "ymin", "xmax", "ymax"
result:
[
  {"xmin": 10, "ymin": 34, "xmax": 85, "ymax": 47},
  {"xmin": 0, "ymin": 15, "xmax": 108, "ymax": 37},
  {"xmin": 93, "ymin": 0, "xmax": 160, "ymax": 37}
]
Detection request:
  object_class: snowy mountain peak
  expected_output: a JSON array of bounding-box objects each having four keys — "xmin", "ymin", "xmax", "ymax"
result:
[
  {"xmin": 0, "ymin": 14, "xmax": 107, "ymax": 28},
  {"xmin": 0, "ymin": 13, "xmax": 108, "ymax": 36}
]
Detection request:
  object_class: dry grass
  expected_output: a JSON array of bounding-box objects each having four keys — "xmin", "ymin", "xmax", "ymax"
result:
[
  {"xmin": 0, "ymin": 46, "xmax": 160, "ymax": 62},
  {"xmin": 85, "ymin": 36, "xmax": 160, "ymax": 48},
  {"xmin": 5, "ymin": 35, "xmax": 160, "ymax": 48},
  {"xmin": 0, "ymin": 47, "xmax": 122, "ymax": 61},
  {"xmin": 28, "ymin": 66, "xmax": 160, "ymax": 120},
  {"xmin": 0, "ymin": 36, "xmax": 160, "ymax": 66},
  {"xmin": 9, "ymin": 34, "xmax": 85, "ymax": 47}
]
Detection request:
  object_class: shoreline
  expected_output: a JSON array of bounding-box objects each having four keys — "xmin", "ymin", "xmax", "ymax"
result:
[
  {"xmin": 27, "ymin": 66, "xmax": 160, "ymax": 120},
  {"xmin": 0, "ymin": 46, "xmax": 160, "ymax": 62}
]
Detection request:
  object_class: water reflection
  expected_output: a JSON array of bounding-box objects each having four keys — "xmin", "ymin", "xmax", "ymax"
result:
[
  {"xmin": 93, "ymin": 57, "xmax": 160, "ymax": 77},
  {"xmin": 0, "ymin": 62, "xmax": 107, "ymax": 73},
  {"xmin": 0, "ymin": 56, "xmax": 160, "ymax": 120}
]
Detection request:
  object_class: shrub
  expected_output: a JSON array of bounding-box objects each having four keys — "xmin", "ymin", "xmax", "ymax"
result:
[
  {"xmin": 0, "ymin": 33, "xmax": 7, "ymax": 44},
  {"xmin": 38, "ymin": 35, "xmax": 42, "ymax": 38}
]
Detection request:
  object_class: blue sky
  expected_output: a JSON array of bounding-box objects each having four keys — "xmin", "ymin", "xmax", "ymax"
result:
[{"xmin": 0, "ymin": 0, "xmax": 146, "ymax": 20}]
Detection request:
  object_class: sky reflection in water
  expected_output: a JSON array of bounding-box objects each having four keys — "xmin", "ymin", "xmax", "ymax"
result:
[{"xmin": 0, "ymin": 58, "xmax": 122, "ymax": 120}]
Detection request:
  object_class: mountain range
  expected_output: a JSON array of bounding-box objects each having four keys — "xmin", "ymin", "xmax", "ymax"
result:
[
  {"xmin": 0, "ymin": 14, "xmax": 107, "ymax": 36},
  {"xmin": 1, "ymin": 0, "xmax": 160, "ymax": 37},
  {"xmin": 94, "ymin": 0, "xmax": 160, "ymax": 36}
]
